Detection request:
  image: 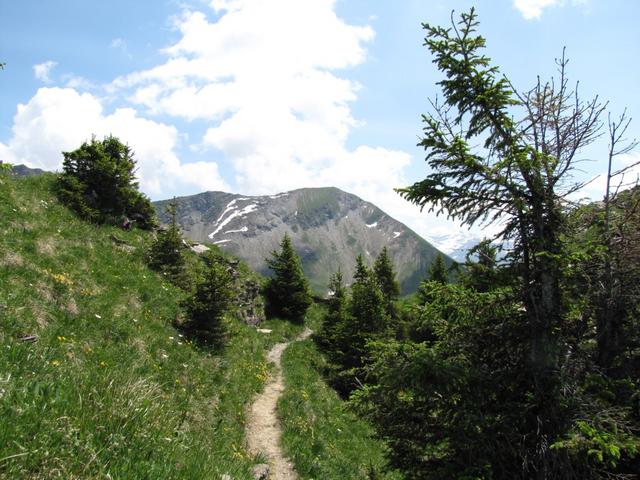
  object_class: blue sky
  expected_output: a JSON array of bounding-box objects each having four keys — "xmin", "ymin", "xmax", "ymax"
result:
[{"xmin": 1, "ymin": 0, "xmax": 638, "ymax": 253}]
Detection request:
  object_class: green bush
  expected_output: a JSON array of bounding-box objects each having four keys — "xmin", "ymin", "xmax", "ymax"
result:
[{"xmin": 56, "ymin": 135, "xmax": 155, "ymax": 228}]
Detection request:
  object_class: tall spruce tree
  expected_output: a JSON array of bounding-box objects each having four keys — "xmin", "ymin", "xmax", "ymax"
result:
[
  {"xmin": 390, "ymin": 8, "xmax": 619, "ymax": 478},
  {"xmin": 264, "ymin": 234, "xmax": 311, "ymax": 323},
  {"xmin": 373, "ymin": 247, "xmax": 400, "ymax": 316}
]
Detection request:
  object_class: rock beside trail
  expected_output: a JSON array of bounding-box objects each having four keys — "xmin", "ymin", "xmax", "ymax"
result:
[
  {"xmin": 252, "ymin": 464, "xmax": 270, "ymax": 480},
  {"xmin": 216, "ymin": 256, "xmax": 266, "ymax": 326},
  {"xmin": 189, "ymin": 243, "xmax": 210, "ymax": 254}
]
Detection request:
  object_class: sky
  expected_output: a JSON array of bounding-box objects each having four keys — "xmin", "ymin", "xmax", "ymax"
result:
[{"xmin": 1, "ymin": 0, "xmax": 639, "ymax": 254}]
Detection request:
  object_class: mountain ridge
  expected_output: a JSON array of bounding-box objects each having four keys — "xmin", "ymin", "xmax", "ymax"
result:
[{"xmin": 154, "ymin": 186, "xmax": 452, "ymax": 294}]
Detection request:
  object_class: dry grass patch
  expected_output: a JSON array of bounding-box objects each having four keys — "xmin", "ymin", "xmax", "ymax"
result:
[
  {"xmin": 65, "ymin": 297, "xmax": 79, "ymax": 315},
  {"xmin": 36, "ymin": 236, "xmax": 57, "ymax": 256},
  {"xmin": 1, "ymin": 251, "xmax": 24, "ymax": 267}
]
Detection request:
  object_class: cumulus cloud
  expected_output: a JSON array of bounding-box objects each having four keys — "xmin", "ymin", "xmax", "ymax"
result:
[
  {"xmin": 513, "ymin": 0, "xmax": 588, "ymax": 20},
  {"xmin": 110, "ymin": 0, "xmax": 408, "ymax": 195},
  {"xmin": 0, "ymin": 87, "xmax": 228, "ymax": 196},
  {"xmin": 3, "ymin": 0, "xmax": 479, "ymax": 253},
  {"xmin": 106, "ymin": 0, "xmax": 477, "ymax": 248},
  {"xmin": 33, "ymin": 60, "xmax": 58, "ymax": 83}
]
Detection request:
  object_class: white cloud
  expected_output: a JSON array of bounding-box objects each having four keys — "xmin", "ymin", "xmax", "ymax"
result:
[
  {"xmin": 576, "ymin": 151, "xmax": 640, "ymax": 201},
  {"xmin": 105, "ymin": 0, "xmax": 479, "ymax": 251},
  {"xmin": 2, "ymin": 0, "xmax": 481, "ymax": 254},
  {"xmin": 33, "ymin": 60, "xmax": 58, "ymax": 83},
  {"xmin": 110, "ymin": 0, "xmax": 383, "ymax": 192},
  {"xmin": 513, "ymin": 0, "xmax": 588, "ymax": 20},
  {"xmin": 0, "ymin": 87, "xmax": 228, "ymax": 197},
  {"xmin": 110, "ymin": 37, "xmax": 132, "ymax": 59}
]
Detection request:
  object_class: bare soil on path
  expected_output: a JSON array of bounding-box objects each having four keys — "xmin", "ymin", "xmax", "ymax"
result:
[{"xmin": 246, "ymin": 328, "xmax": 313, "ymax": 480}]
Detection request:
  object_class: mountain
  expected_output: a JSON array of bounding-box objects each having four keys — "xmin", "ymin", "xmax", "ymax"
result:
[
  {"xmin": 154, "ymin": 186, "xmax": 451, "ymax": 294},
  {"xmin": 8, "ymin": 164, "xmax": 48, "ymax": 177},
  {"xmin": 425, "ymin": 231, "xmax": 484, "ymax": 262}
]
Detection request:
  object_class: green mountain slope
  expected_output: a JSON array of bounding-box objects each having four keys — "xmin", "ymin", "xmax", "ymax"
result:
[{"xmin": 0, "ymin": 173, "xmax": 284, "ymax": 479}]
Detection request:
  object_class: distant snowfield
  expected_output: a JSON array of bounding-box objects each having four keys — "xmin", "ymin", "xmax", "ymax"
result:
[{"xmin": 426, "ymin": 231, "xmax": 484, "ymax": 262}]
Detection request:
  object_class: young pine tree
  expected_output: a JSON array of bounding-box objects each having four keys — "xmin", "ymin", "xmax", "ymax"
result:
[
  {"xmin": 148, "ymin": 199, "xmax": 188, "ymax": 287},
  {"xmin": 418, "ymin": 253, "xmax": 449, "ymax": 304},
  {"xmin": 460, "ymin": 239, "xmax": 502, "ymax": 293},
  {"xmin": 264, "ymin": 234, "xmax": 312, "ymax": 323},
  {"xmin": 427, "ymin": 253, "xmax": 448, "ymax": 284},
  {"xmin": 373, "ymin": 247, "xmax": 400, "ymax": 316},
  {"xmin": 316, "ymin": 269, "xmax": 348, "ymax": 356},
  {"xmin": 182, "ymin": 252, "xmax": 234, "ymax": 348},
  {"xmin": 323, "ymin": 256, "xmax": 390, "ymax": 396}
]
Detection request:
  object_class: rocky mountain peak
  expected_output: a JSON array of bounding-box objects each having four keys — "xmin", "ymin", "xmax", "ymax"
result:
[{"xmin": 155, "ymin": 186, "xmax": 452, "ymax": 294}]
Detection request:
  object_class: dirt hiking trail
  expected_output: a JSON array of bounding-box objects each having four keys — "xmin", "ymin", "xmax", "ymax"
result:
[{"xmin": 246, "ymin": 327, "xmax": 313, "ymax": 480}]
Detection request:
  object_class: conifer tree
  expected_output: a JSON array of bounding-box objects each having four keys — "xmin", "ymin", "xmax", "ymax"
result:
[
  {"xmin": 264, "ymin": 234, "xmax": 311, "ymax": 323},
  {"xmin": 182, "ymin": 252, "xmax": 234, "ymax": 348},
  {"xmin": 460, "ymin": 239, "xmax": 501, "ymax": 292},
  {"xmin": 427, "ymin": 253, "xmax": 448, "ymax": 284},
  {"xmin": 385, "ymin": 7, "xmax": 620, "ymax": 477},
  {"xmin": 373, "ymin": 247, "xmax": 400, "ymax": 316},
  {"xmin": 148, "ymin": 199, "xmax": 187, "ymax": 287},
  {"xmin": 334, "ymin": 269, "xmax": 388, "ymax": 395},
  {"xmin": 353, "ymin": 253, "xmax": 370, "ymax": 284},
  {"xmin": 323, "ymin": 254, "xmax": 391, "ymax": 396},
  {"xmin": 316, "ymin": 269, "xmax": 347, "ymax": 355},
  {"xmin": 56, "ymin": 135, "xmax": 155, "ymax": 228}
]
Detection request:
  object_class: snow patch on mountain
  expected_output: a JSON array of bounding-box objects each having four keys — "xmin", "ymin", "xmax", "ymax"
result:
[
  {"xmin": 225, "ymin": 226, "xmax": 249, "ymax": 234},
  {"xmin": 209, "ymin": 203, "xmax": 259, "ymax": 238}
]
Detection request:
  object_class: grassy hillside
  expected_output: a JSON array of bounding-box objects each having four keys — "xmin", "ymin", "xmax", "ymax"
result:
[{"xmin": 0, "ymin": 173, "xmax": 303, "ymax": 479}]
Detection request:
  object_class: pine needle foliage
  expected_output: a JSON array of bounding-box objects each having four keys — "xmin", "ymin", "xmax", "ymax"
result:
[
  {"xmin": 56, "ymin": 135, "xmax": 155, "ymax": 228},
  {"xmin": 264, "ymin": 234, "xmax": 312, "ymax": 323},
  {"xmin": 373, "ymin": 247, "xmax": 400, "ymax": 316},
  {"xmin": 147, "ymin": 199, "xmax": 188, "ymax": 287},
  {"xmin": 182, "ymin": 252, "xmax": 234, "ymax": 348}
]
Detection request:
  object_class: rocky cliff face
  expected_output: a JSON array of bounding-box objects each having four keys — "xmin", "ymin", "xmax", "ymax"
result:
[{"xmin": 155, "ymin": 187, "xmax": 451, "ymax": 294}]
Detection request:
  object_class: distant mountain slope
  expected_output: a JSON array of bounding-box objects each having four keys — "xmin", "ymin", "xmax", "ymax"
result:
[
  {"xmin": 8, "ymin": 164, "xmax": 48, "ymax": 177},
  {"xmin": 155, "ymin": 187, "xmax": 452, "ymax": 294}
]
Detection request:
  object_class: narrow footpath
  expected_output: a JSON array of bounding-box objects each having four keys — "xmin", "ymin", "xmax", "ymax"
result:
[{"xmin": 246, "ymin": 328, "xmax": 313, "ymax": 480}]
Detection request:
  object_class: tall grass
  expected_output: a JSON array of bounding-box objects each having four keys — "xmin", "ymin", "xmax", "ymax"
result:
[{"xmin": 0, "ymin": 174, "xmax": 272, "ymax": 479}]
